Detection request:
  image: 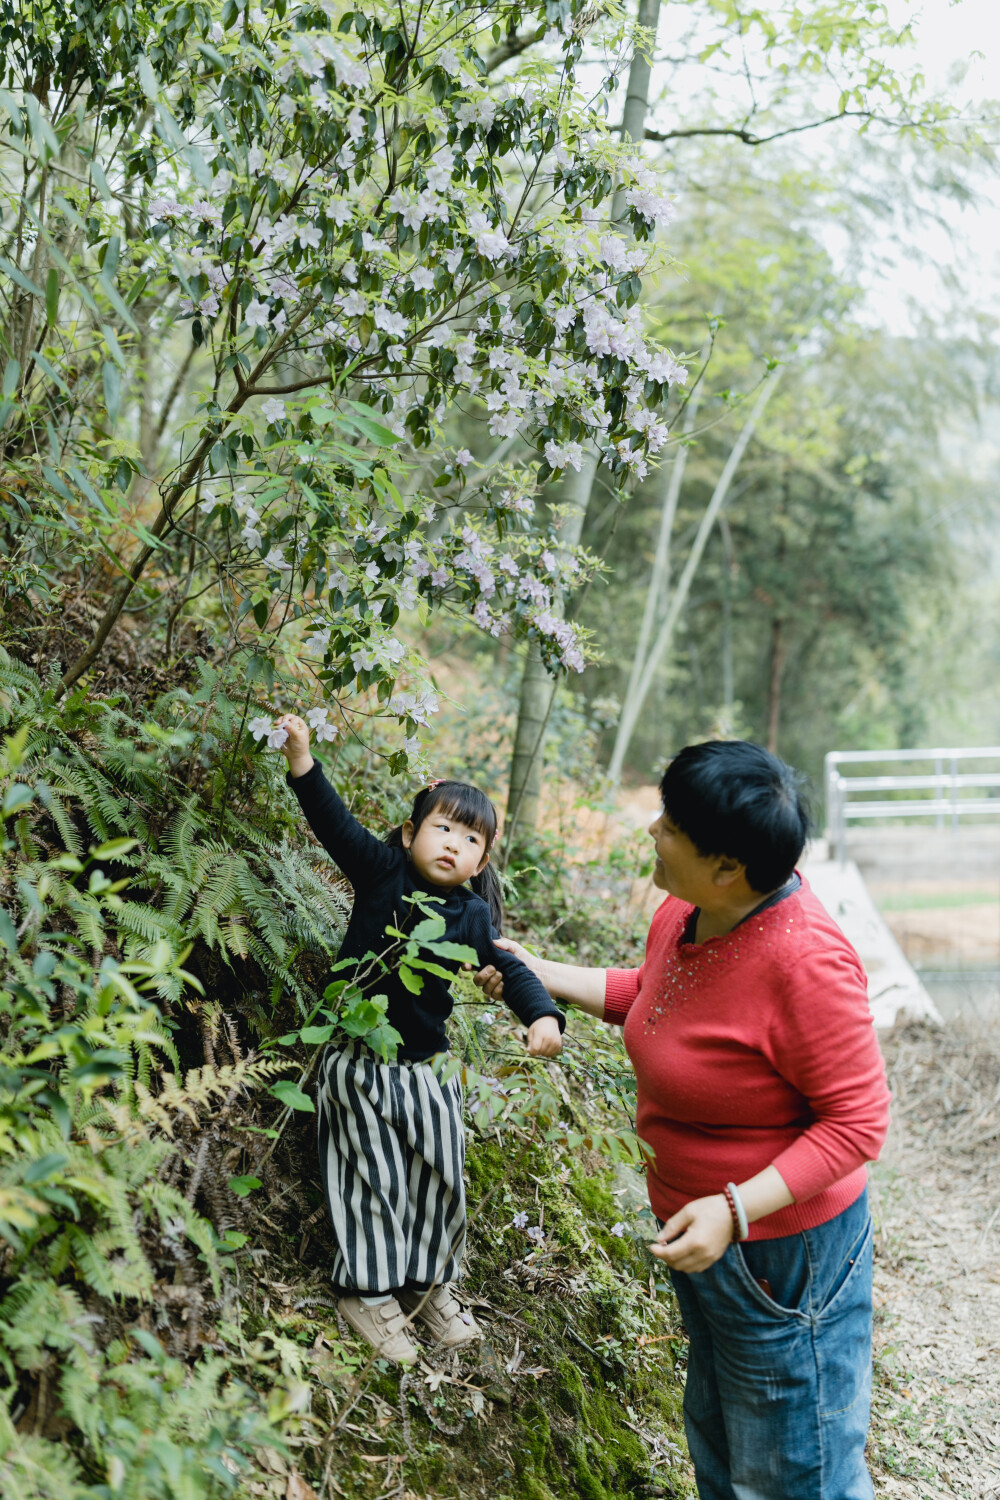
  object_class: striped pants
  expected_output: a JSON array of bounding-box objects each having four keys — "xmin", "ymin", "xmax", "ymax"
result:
[{"xmin": 316, "ymin": 1042, "xmax": 466, "ymax": 1295}]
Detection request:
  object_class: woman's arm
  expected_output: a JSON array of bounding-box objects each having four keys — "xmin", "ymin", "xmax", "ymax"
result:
[
  {"xmin": 473, "ymin": 936, "xmax": 608, "ymax": 1018},
  {"xmin": 649, "ymin": 1165, "xmax": 795, "ymax": 1274}
]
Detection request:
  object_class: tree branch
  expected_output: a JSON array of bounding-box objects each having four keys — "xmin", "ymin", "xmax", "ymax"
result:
[
  {"xmin": 484, "ymin": 25, "xmax": 546, "ymax": 73},
  {"xmin": 643, "ymin": 108, "xmax": 910, "ymax": 146}
]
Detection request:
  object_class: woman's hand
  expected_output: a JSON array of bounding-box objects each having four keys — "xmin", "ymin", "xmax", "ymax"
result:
[
  {"xmin": 473, "ymin": 935, "xmax": 541, "ymax": 1002},
  {"xmin": 649, "ymin": 1194, "xmax": 734, "ymax": 1273},
  {"xmin": 274, "ymin": 714, "xmax": 314, "ymax": 779},
  {"xmin": 525, "ymin": 1015, "xmax": 562, "ymax": 1058}
]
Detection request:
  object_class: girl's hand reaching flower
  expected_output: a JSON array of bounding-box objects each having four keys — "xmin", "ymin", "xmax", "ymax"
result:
[{"xmin": 273, "ymin": 714, "xmax": 314, "ymax": 779}]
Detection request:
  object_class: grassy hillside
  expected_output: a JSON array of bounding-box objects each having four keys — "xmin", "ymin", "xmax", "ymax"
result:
[{"xmin": 0, "ymin": 643, "xmax": 693, "ymax": 1498}]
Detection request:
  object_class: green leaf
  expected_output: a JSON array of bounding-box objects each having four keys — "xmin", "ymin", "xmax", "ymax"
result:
[
  {"xmin": 269, "ymin": 1080, "xmax": 315, "ymax": 1113},
  {"xmin": 138, "ymin": 54, "xmax": 160, "ymax": 101},
  {"xmin": 2, "ymin": 782, "xmax": 33, "ymax": 816},
  {"xmin": 0, "ymin": 256, "xmax": 43, "ymax": 299},
  {"xmin": 98, "ymin": 271, "xmax": 139, "ymax": 333},
  {"xmin": 45, "ymin": 268, "xmax": 59, "ymax": 327},
  {"xmin": 101, "ymin": 323, "xmax": 127, "ymax": 371},
  {"xmin": 227, "ymin": 1175, "xmax": 262, "ymax": 1197},
  {"xmin": 0, "ymin": 89, "xmax": 23, "ymax": 136},
  {"xmin": 415, "ymin": 939, "xmax": 478, "ymax": 963},
  {"xmin": 31, "ymin": 350, "xmax": 72, "ymax": 398},
  {"xmin": 99, "ymin": 235, "xmax": 121, "ymax": 280},
  {"xmin": 102, "ymin": 361, "xmax": 120, "ymax": 426},
  {"xmin": 0, "ymin": 907, "xmax": 17, "ymax": 952},
  {"xmin": 89, "ymin": 159, "xmax": 111, "ymax": 201},
  {"xmin": 299, "ymin": 1023, "xmax": 336, "ymax": 1044},
  {"xmin": 23, "ymin": 93, "xmax": 59, "ymax": 158},
  {"xmin": 90, "ymin": 838, "xmax": 139, "ymax": 859},
  {"xmin": 132, "ymin": 1329, "xmax": 165, "ymax": 1361},
  {"xmin": 408, "ymin": 916, "xmax": 446, "ymax": 942},
  {"xmin": 24, "ymin": 1152, "xmax": 68, "ymax": 1184},
  {"xmin": 344, "ymin": 400, "xmax": 401, "ymax": 446},
  {"xmin": 398, "ymin": 964, "xmax": 423, "ymax": 994}
]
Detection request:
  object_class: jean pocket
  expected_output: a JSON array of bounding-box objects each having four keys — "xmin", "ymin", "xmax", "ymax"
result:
[
  {"xmin": 730, "ymin": 1243, "xmax": 810, "ymax": 1321},
  {"xmin": 816, "ymin": 1216, "xmax": 874, "ymax": 1325}
]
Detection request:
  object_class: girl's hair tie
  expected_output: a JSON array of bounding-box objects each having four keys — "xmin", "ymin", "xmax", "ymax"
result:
[{"xmin": 426, "ymin": 777, "xmax": 447, "ymax": 789}]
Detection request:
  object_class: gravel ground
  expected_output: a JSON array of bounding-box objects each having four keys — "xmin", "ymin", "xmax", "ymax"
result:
[{"xmin": 869, "ymin": 1017, "xmax": 1000, "ymax": 1498}]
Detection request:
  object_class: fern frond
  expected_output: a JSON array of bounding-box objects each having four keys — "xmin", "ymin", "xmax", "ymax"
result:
[
  {"xmin": 140, "ymin": 1181, "xmax": 222, "ymax": 1296},
  {"xmin": 133, "ymin": 1057, "xmax": 286, "ymax": 1136}
]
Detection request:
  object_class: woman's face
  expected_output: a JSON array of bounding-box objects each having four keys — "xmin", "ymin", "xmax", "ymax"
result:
[{"xmin": 647, "ymin": 809, "xmax": 721, "ymax": 905}]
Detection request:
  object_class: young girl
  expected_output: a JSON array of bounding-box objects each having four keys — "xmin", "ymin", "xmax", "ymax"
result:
[{"xmin": 276, "ymin": 713, "xmax": 565, "ymax": 1364}]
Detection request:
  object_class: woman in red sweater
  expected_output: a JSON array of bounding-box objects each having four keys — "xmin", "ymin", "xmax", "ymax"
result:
[{"xmin": 477, "ymin": 740, "xmax": 890, "ymax": 1500}]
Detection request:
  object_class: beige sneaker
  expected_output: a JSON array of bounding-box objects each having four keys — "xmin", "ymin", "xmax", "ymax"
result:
[
  {"xmin": 398, "ymin": 1286, "xmax": 482, "ymax": 1347},
  {"xmin": 338, "ymin": 1296, "xmax": 419, "ymax": 1364}
]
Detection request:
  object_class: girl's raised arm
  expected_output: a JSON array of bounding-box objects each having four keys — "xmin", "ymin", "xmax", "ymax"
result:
[{"xmin": 277, "ymin": 715, "xmax": 396, "ymax": 889}]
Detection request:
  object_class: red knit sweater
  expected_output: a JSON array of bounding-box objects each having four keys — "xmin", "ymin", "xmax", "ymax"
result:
[{"xmin": 605, "ymin": 876, "xmax": 891, "ymax": 1238}]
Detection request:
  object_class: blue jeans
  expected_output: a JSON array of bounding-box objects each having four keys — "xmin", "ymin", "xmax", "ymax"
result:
[{"xmin": 669, "ymin": 1190, "xmax": 874, "ymax": 1500}]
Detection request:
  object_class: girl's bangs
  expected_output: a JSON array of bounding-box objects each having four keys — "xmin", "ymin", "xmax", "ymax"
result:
[{"xmin": 425, "ymin": 783, "xmax": 497, "ymax": 840}]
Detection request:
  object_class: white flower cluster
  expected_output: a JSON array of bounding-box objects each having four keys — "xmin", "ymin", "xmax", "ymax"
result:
[
  {"xmin": 387, "ymin": 688, "xmax": 440, "ymax": 725},
  {"xmin": 543, "ymin": 439, "xmax": 584, "ymax": 473},
  {"xmin": 248, "ymin": 707, "xmax": 337, "ymax": 749},
  {"xmin": 623, "ymin": 166, "xmax": 676, "ymax": 229},
  {"xmin": 350, "ymin": 633, "xmax": 406, "ymax": 674},
  {"xmin": 248, "ymin": 716, "xmax": 288, "ymax": 749}
]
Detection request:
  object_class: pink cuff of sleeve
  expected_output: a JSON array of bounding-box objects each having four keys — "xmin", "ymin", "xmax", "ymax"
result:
[
  {"xmin": 603, "ymin": 968, "xmax": 641, "ymax": 1026},
  {"xmin": 772, "ymin": 1136, "xmax": 847, "ymax": 1205}
]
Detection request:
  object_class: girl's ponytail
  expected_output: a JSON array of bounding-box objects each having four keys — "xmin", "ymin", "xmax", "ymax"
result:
[{"xmin": 471, "ymin": 863, "xmax": 504, "ymax": 933}]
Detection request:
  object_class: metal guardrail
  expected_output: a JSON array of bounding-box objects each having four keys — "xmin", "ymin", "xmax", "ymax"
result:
[{"xmin": 824, "ymin": 747, "xmax": 1000, "ymax": 865}]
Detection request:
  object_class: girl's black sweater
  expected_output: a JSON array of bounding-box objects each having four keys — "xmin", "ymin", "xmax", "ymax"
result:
[{"xmin": 288, "ymin": 759, "xmax": 566, "ymax": 1061}]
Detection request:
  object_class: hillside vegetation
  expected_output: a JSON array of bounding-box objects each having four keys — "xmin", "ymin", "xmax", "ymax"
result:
[{"xmin": 0, "ymin": 639, "xmax": 692, "ymax": 1499}]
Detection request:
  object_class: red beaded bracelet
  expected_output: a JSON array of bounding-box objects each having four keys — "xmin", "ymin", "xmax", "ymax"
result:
[{"xmin": 722, "ymin": 1183, "xmax": 747, "ymax": 1242}]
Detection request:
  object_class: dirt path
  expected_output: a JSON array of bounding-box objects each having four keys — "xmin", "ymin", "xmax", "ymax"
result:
[{"xmin": 869, "ymin": 1018, "xmax": 1000, "ymax": 1498}]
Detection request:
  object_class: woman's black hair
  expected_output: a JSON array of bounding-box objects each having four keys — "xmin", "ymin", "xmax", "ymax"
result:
[
  {"xmin": 660, "ymin": 740, "xmax": 812, "ymax": 894},
  {"xmin": 385, "ymin": 781, "xmax": 504, "ymax": 930}
]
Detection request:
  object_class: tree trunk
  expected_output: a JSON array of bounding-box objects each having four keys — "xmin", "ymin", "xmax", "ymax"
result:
[
  {"xmin": 611, "ymin": 0, "xmax": 662, "ymax": 223},
  {"xmin": 504, "ymin": 640, "xmax": 553, "ymax": 854},
  {"xmin": 504, "ymin": 0, "xmax": 661, "ymax": 841},
  {"xmin": 766, "ymin": 617, "xmax": 785, "ymax": 753},
  {"xmin": 503, "ymin": 450, "xmax": 597, "ymax": 851},
  {"xmin": 613, "ymin": 382, "xmax": 704, "ymax": 773},
  {"xmin": 719, "ymin": 514, "xmax": 734, "ymax": 722},
  {"xmin": 607, "ymin": 365, "xmax": 783, "ymax": 780}
]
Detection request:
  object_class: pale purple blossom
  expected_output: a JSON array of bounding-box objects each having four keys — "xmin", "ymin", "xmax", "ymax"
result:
[
  {"xmin": 512, "ymin": 1211, "xmax": 529, "ymax": 1230},
  {"xmin": 248, "ymin": 716, "xmax": 274, "ymax": 742}
]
